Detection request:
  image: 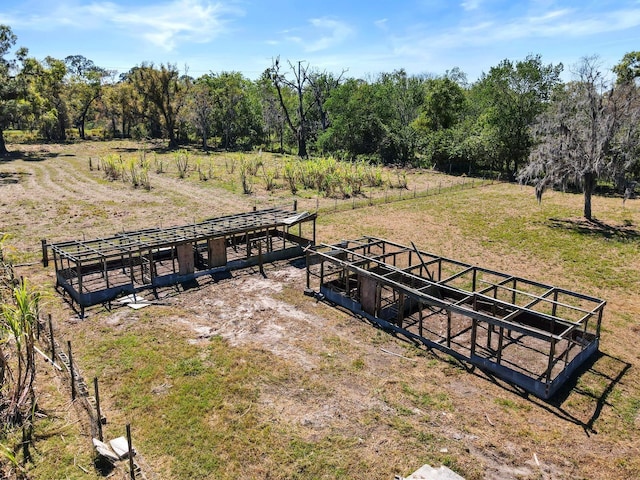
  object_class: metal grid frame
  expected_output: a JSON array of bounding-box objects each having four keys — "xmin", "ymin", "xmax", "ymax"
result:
[
  {"xmin": 307, "ymin": 236, "xmax": 605, "ymax": 399},
  {"xmin": 48, "ymin": 206, "xmax": 316, "ymax": 313}
]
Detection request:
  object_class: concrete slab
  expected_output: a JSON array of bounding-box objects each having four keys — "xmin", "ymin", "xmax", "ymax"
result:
[{"xmin": 405, "ymin": 464, "xmax": 465, "ymax": 480}]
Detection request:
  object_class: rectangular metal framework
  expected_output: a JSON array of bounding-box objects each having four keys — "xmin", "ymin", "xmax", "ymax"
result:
[
  {"xmin": 49, "ymin": 205, "xmax": 316, "ymax": 312},
  {"xmin": 307, "ymin": 236, "xmax": 605, "ymax": 399}
]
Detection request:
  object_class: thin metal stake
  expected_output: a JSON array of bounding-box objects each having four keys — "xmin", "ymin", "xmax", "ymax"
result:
[
  {"xmin": 48, "ymin": 314, "xmax": 55, "ymax": 361},
  {"xmin": 126, "ymin": 424, "xmax": 135, "ymax": 479},
  {"xmin": 94, "ymin": 377, "xmax": 103, "ymax": 441},
  {"xmin": 68, "ymin": 341, "xmax": 75, "ymax": 400}
]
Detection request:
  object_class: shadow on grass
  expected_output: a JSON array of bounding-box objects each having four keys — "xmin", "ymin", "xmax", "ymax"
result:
[
  {"xmin": 322, "ymin": 300, "xmax": 632, "ymax": 436},
  {"xmin": 547, "ymin": 217, "xmax": 640, "ymax": 242},
  {"xmin": 0, "ymin": 171, "xmax": 31, "ymax": 185},
  {"xmin": 1, "ymin": 150, "xmax": 57, "ymax": 162},
  {"xmin": 547, "ymin": 351, "xmax": 631, "ymax": 433},
  {"xmin": 465, "ymin": 350, "xmax": 631, "ymax": 436}
]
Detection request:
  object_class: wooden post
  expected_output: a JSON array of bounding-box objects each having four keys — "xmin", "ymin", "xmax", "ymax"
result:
[
  {"xmin": 41, "ymin": 239, "xmax": 48, "ymax": 267},
  {"xmin": 94, "ymin": 377, "xmax": 103, "ymax": 441},
  {"xmin": 312, "ymin": 218, "xmax": 316, "ymax": 245},
  {"xmin": 258, "ymin": 240, "xmax": 264, "ymax": 276},
  {"xmin": 293, "ymin": 199, "xmax": 298, "ymax": 211},
  {"xmin": 68, "ymin": 341, "xmax": 76, "ymax": 400},
  {"xmin": 126, "ymin": 424, "xmax": 135, "ymax": 479},
  {"xmin": 48, "ymin": 314, "xmax": 55, "ymax": 361}
]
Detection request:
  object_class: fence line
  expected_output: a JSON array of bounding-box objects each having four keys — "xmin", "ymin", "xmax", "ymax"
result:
[
  {"xmin": 294, "ymin": 175, "xmax": 498, "ymax": 215},
  {"xmin": 36, "ymin": 314, "xmax": 153, "ymax": 479}
]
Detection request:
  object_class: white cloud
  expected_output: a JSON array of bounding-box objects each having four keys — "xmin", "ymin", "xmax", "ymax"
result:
[
  {"xmin": 374, "ymin": 18, "xmax": 389, "ymax": 30},
  {"xmin": 8, "ymin": 0, "xmax": 243, "ymax": 51},
  {"xmin": 461, "ymin": 0, "xmax": 481, "ymax": 11},
  {"xmin": 304, "ymin": 17, "xmax": 354, "ymax": 52},
  {"xmin": 392, "ymin": 6, "xmax": 640, "ymax": 54}
]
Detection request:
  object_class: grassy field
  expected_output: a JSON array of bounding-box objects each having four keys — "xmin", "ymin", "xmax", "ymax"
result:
[{"xmin": 1, "ymin": 140, "xmax": 639, "ymax": 479}]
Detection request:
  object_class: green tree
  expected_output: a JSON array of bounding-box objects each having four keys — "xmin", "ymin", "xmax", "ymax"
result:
[
  {"xmin": 471, "ymin": 54, "xmax": 563, "ymax": 179},
  {"xmin": 412, "ymin": 75, "xmax": 471, "ymax": 170},
  {"xmin": 320, "ymin": 78, "xmax": 386, "ymax": 158},
  {"xmin": 64, "ymin": 55, "xmax": 110, "ymax": 139},
  {"xmin": 200, "ymin": 71, "xmax": 262, "ymax": 149},
  {"xmin": 0, "ymin": 25, "xmax": 28, "ymax": 155},
  {"xmin": 613, "ymin": 51, "xmax": 640, "ymax": 85},
  {"xmin": 102, "ymin": 79, "xmax": 137, "ymax": 138},
  {"xmin": 25, "ymin": 56, "xmax": 68, "ymax": 141},
  {"xmin": 129, "ymin": 63, "xmax": 187, "ymax": 148}
]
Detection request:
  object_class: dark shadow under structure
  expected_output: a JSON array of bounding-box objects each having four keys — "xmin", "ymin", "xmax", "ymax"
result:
[
  {"xmin": 306, "ymin": 237, "xmax": 605, "ymax": 400},
  {"xmin": 46, "ymin": 205, "xmax": 316, "ymax": 315}
]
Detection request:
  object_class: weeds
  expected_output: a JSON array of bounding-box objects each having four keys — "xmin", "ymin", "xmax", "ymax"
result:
[
  {"xmin": 195, "ymin": 157, "xmax": 212, "ymax": 181},
  {"xmin": 153, "ymin": 153, "xmax": 164, "ymax": 174},
  {"xmin": 239, "ymin": 157, "xmax": 254, "ymax": 194},
  {"xmin": 100, "ymin": 154, "xmax": 150, "ymax": 189},
  {"xmin": 225, "ymin": 156, "xmax": 237, "ymax": 174},
  {"xmin": 101, "ymin": 154, "xmax": 123, "ymax": 181},
  {"xmin": 175, "ymin": 149, "xmax": 190, "ymax": 178},
  {"xmin": 262, "ymin": 165, "xmax": 278, "ymax": 191}
]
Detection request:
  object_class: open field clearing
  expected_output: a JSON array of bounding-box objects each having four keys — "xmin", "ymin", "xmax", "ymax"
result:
[{"xmin": 1, "ymin": 140, "xmax": 639, "ymax": 479}]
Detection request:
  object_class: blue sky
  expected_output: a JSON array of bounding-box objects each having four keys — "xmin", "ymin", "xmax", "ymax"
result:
[{"xmin": 1, "ymin": 0, "xmax": 638, "ymax": 81}]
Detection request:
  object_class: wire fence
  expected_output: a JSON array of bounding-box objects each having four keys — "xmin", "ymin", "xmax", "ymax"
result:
[{"xmin": 294, "ymin": 175, "xmax": 499, "ymax": 215}]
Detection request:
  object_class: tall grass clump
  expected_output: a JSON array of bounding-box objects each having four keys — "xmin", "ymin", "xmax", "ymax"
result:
[
  {"xmin": 225, "ymin": 156, "xmax": 237, "ymax": 174},
  {"xmin": 175, "ymin": 149, "xmax": 190, "ymax": 178},
  {"xmin": 239, "ymin": 157, "xmax": 254, "ymax": 194},
  {"xmin": 101, "ymin": 154, "xmax": 124, "ymax": 181},
  {"xmin": 290, "ymin": 156, "xmax": 386, "ymax": 198},
  {"xmin": 283, "ymin": 160, "xmax": 300, "ymax": 194},
  {"xmin": 153, "ymin": 153, "xmax": 164, "ymax": 174},
  {"xmin": 262, "ymin": 165, "xmax": 278, "ymax": 191}
]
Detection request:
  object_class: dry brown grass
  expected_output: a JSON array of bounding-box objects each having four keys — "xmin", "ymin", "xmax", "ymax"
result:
[{"xmin": 1, "ymin": 140, "xmax": 639, "ymax": 479}]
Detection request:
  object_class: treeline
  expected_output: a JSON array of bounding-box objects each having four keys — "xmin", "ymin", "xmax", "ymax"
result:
[{"xmin": 1, "ymin": 25, "xmax": 639, "ymax": 189}]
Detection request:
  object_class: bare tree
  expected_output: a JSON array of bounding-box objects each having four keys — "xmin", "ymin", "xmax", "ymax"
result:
[
  {"xmin": 270, "ymin": 57, "xmax": 310, "ymax": 157},
  {"xmin": 519, "ymin": 56, "xmax": 640, "ymax": 220},
  {"xmin": 188, "ymin": 82, "xmax": 215, "ymax": 150}
]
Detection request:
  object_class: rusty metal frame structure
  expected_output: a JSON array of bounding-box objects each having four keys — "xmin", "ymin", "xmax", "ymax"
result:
[
  {"xmin": 307, "ymin": 237, "xmax": 605, "ymax": 399},
  {"xmin": 47, "ymin": 205, "xmax": 316, "ymax": 314}
]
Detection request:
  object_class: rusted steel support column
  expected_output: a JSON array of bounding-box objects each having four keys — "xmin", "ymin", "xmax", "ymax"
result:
[
  {"xmin": 77, "ymin": 260, "xmax": 83, "ymax": 295},
  {"xmin": 497, "ymin": 326, "xmax": 504, "ymax": 364},
  {"xmin": 396, "ymin": 292, "xmax": 404, "ymax": 328},
  {"xmin": 596, "ymin": 308, "xmax": 604, "ymax": 338},
  {"xmin": 470, "ymin": 319, "xmax": 478, "ymax": 357},
  {"xmin": 546, "ymin": 338, "xmax": 556, "ymax": 384}
]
